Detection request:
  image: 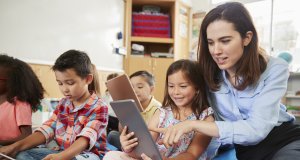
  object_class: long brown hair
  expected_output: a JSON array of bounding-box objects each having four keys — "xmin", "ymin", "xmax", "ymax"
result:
[
  {"xmin": 162, "ymin": 59, "xmax": 209, "ymax": 119},
  {"xmin": 198, "ymin": 2, "xmax": 267, "ymax": 91}
]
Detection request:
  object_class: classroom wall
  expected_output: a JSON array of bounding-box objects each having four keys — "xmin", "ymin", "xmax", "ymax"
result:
[{"xmin": 0, "ymin": 0, "xmax": 125, "ymax": 72}]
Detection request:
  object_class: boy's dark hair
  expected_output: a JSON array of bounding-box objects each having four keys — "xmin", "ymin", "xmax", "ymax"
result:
[
  {"xmin": 52, "ymin": 50, "xmax": 100, "ymax": 94},
  {"xmin": 129, "ymin": 70, "xmax": 155, "ymax": 87},
  {"xmin": 0, "ymin": 54, "xmax": 44, "ymax": 111},
  {"xmin": 162, "ymin": 59, "xmax": 209, "ymax": 119}
]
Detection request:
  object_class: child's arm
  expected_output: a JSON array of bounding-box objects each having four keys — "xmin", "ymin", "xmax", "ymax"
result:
[
  {"xmin": 169, "ymin": 115, "xmax": 214, "ymax": 160},
  {"xmin": 0, "ymin": 131, "xmax": 46, "ymax": 158},
  {"xmin": 147, "ymin": 109, "xmax": 161, "ymax": 141},
  {"xmin": 42, "ymin": 137, "xmax": 89, "ymax": 160},
  {"xmin": 0, "ymin": 125, "xmax": 32, "ymax": 145}
]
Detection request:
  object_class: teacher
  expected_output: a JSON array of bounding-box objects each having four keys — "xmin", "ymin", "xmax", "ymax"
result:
[{"xmin": 157, "ymin": 2, "xmax": 300, "ymax": 160}]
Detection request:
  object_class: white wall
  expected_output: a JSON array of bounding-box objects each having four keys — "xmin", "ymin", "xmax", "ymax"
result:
[
  {"xmin": 0, "ymin": 0, "xmax": 124, "ymax": 72},
  {"xmin": 191, "ymin": 0, "xmax": 211, "ymax": 12}
]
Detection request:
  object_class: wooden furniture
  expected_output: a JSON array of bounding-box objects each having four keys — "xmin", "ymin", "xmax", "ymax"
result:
[
  {"xmin": 29, "ymin": 63, "xmax": 122, "ymax": 98},
  {"xmin": 285, "ymin": 72, "xmax": 300, "ymax": 120},
  {"xmin": 123, "ymin": 0, "xmax": 191, "ymax": 102}
]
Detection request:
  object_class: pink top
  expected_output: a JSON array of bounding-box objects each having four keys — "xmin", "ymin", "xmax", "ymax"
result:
[{"xmin": 0, "ymin": 100, "xmax": 32, "ymax": 140}]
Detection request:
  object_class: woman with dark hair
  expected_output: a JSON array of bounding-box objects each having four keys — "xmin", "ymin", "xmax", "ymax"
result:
[{"xmin": 154, "ymin": 2, "xmax": 300, "ymax": 160}]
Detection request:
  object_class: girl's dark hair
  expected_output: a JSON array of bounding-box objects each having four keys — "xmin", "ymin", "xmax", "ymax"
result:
[
  {"xmin": 129, "ymin": 70, "xmax": 155, "ymax": 87},
  {"xmin": 52, "ymin": 50, "xmax": 100, "ymax": 94},
  {"xmin": 162, "ymin": 59, "xmax": 209, "ymax": 118},
  {"xmin": 0, "ymin": 54, "xmax": 44, "ymax": 111},
  {"xmin": 198, "ymin": 2, "xmax": 267, "ymax": 91}
]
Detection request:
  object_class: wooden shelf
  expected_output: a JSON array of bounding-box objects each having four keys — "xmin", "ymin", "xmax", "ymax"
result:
[
  {"xmin": 132, "ymin": 0, "xmax": 175, "ymax": 5},
  {"xmin": 286, "ymin": 95, "xmax": 300, "ymax": 99},
  {"xmin": 131, "ymin": 36, "xmax": 174, "ymax": 44}
]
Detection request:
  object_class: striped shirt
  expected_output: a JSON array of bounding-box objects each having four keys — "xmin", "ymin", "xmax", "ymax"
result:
[{"xmin": 36, "ymin": 93, "xmax": 109, "ymax": 157}]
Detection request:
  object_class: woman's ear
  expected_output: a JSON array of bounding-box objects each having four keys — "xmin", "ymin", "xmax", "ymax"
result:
[{"xmin": 243, "ymin": 31, "xmax": 253, "ymax": 46}]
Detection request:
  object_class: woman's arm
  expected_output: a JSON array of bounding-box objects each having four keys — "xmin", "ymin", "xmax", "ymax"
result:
[
  {"xmin": 168, "ymin": 115, "xmax": 214, "ymax": 160},
  {"xmin": 0, "ymin": 125, "xmax": 32, "ymax": 145},
  {"xmin": 152, "ymin": 116, "xmax": 218, "ymax": 148}
]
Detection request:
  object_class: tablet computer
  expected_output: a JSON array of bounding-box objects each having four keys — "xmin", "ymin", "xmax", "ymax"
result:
[
  {"xmin": 0, "ymin": 153, "xmax": 16, "ymax": 160},
  {"xmin": 110, "ymin": 99, "xmax": 162, "ymax": 160},
  {"xmin": 106, "ymin": 74, "xmax": 143, "ymax": 112}
]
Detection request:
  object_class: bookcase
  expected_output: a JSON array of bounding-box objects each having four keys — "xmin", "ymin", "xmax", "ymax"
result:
[
  {"xmin": 285, "ymin": 72, "xmax": 300, "ymax": 120},
  {"xmin": 123, "ymin": 0, "xmax": 191, "ymax": 102}
]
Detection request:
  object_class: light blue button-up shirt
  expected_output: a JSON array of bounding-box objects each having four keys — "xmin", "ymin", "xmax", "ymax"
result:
[{"xmin": 208, "ymin": 57, "xmax": 295, "ymax": 145}]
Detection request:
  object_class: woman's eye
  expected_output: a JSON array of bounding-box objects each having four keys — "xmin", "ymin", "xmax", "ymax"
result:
[{"xmin": 222, "ymin": 39, "xmax": 230, "ymax": 44}]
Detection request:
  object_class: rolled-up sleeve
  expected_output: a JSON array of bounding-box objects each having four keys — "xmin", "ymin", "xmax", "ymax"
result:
[
  {"xmin": 34, "ymin": 111, "xmax": 58, "ymax": 143},
  {"xmin": 77, "ymin": 106, "xmax": 108, "ymax": 151},
  {"xmin": 77, "ymin": 124, "xmax": 99, "ymax": 150}
]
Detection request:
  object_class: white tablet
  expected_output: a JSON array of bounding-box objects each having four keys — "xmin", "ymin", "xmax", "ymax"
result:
[
  {"xmin": 0, "ymin": 153, "xmax": 16, "ymax": 160},
  {"xmin": 110, "ymin": 99, "xmax": 162, "ymax": 160}
]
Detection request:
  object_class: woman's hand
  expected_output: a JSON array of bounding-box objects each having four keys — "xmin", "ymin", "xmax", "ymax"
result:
[
  {"xmin": 120, "ymin": 126, "xmax": 138, "ymax": 153},
  {"xmin": 149, "ymin": 120, "xmax": 194, "ymax": 148}
]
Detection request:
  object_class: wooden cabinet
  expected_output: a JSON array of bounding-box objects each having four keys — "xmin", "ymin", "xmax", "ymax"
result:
[
  {"xmin": 123, "ymin": 0, "xmax": 190, "ymax": 102},
  {"xmin": 285, "ymin": 72, "xmax": 300, "ymax": 118},
  {"xmin": 30, "ymin": 64, "xmax": 62, "ymax": 98},
  {"xmin": 126, "ymin": 56, "xmax": 173, "ymax": 102}
]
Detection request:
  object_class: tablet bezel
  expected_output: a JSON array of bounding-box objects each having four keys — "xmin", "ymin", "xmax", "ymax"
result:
[
  {"xmin": 106, "ymin": 74, "xmax": 143, "ymax": 112},
  {"xmin": 110, "ymin": 99, "xmax": 162, "ymax": 160}
]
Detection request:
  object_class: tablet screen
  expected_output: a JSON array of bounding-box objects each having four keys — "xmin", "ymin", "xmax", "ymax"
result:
[{"xmin": 110, "ymin": 99, "xmax": 162, "ymax": 160}]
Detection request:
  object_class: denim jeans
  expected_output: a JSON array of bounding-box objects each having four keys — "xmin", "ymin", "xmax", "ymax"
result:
[
  {"xmin": 212, "ymin": 144, "xmax": 237, "ymax": 160},
  {"xmin": 16, "ymin": 148, "xmax": 101, "ymax": 160},
  {"xmin": 107, "ymin": 131, "xmax": 121, "ymax": 151}
]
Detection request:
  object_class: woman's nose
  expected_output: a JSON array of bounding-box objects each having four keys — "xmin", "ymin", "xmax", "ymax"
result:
[{"xmin": 212, "ymin": 43, "xmax": 222, "ymax": 55}]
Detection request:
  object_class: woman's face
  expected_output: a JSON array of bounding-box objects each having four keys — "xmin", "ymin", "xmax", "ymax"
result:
[{"xmin": 206, "ymin": 20, "xmax": 249, "ymax": 77}]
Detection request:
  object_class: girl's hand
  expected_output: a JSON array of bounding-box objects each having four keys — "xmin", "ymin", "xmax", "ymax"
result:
[
  {"xmin": 120, "ymin": 126, "xmax": 138, "ymax": 153},
  {"xmin": 149, "ymin": 121, "xmax": 194, "ymax": 148}
]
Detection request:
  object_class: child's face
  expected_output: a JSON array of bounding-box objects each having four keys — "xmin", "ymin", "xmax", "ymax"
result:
[
  {"xmin": 167, "ymin": 70, "xmax": 197, "ymax": 109},
  {"xmin": 55, "ymin": 68, "xmax": 92, "ymax": 106},
  {"xmin": 130, "ymin": 76, "xmax": 153, "ymax": 103},
  {"xmin": 0, "ymin": 67, "xmax": 8, "ymax": 95}
]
